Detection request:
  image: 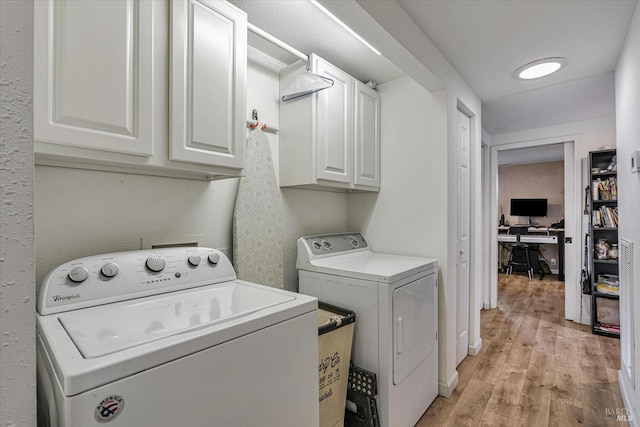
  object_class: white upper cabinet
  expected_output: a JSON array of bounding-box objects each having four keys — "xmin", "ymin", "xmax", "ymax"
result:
[
  {"xmin": 170, "ymin": 0, "xmax": 246, "ymax": 169},
  {"xmin": 34, "ymin": 0, "xmax": 247, "ymax": 180},
  {"xmin": 279, "ymin": 54, "xmax": 380, "ymax": 192},
  {"xmin": 314, "ymin": 58, "xmax": 354, "ymax": 184},
  {"xmin": 354, "ymin": 81, "xmax": 381, "ymax": 189},
  {"xmin": 34, "ymin": 0, "xmax": 154, "ymax": 157}
]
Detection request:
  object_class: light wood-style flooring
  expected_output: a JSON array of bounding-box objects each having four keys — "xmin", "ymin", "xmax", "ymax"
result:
[{"xmin": 416, "ymin": 273, "xmax": 626, "ymax": 427}]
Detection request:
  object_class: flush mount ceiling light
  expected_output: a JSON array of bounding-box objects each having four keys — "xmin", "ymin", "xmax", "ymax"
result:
[
  {"xmin": 309, "ymin": 0, "xmax": 381, "ymax": 55},
  {"xmin": 514, "ymin": 57, "xmax": 567, "ymax": 80}
]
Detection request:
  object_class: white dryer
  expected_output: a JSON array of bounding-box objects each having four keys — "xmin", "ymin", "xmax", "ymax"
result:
[
  {"xmin": 37, "ymin": 247, "xmax": 318, "ymax": 427},
  {"xmin": 297, "ymin": 233, "xmax": 438, "ymax": 427}
]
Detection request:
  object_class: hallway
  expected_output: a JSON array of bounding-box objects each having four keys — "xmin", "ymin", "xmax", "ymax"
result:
[{"xmin": 418, "ymin": 274, "xmax": 626, "ymax": 426}]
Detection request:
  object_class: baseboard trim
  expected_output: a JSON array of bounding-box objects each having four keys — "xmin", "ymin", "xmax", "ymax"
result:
[
  {"xmin": 468, "ymin": 338, "xmax": 483, "ymax": 356},
  {"xmin": 483, "ymin": 302, "xmax": 491, "ymax": 310},
  {"xmin": 618, "ymin": 370, "xmax": 638, "ymax": 426},
  {"xmin": 438, "ymin": 370, "xmax": 459, "ymax": 398},
  {"xmin": 579, "ymin": 315, "xmax": 591, "ymax": 326}
]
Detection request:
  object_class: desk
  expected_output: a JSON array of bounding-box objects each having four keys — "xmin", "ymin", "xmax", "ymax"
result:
[{"xmin": 498, "ymin": 228, "xmax": 565, "ymax": 281}]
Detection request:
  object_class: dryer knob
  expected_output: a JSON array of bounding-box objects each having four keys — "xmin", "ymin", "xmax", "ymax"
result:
[
  {"xmin": 188, "ymin": 255, "xmax": 201, "ymax": 266},
  {"xmin": 101, "ymin": 262, "xmax": 119, "ymax": 278},
  {"xmin": 68, "ymin": 267, "xmax": 89, "ymax": 283},
  {"xmin": 208, "ymin": 253, "xmax": 220, "ymax": 265},
  {"xmin": 146, "ymin": 255, "xmax": 166, "ymax": 272}
]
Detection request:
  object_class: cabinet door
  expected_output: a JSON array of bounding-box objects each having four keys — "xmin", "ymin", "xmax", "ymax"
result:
[
  {"xmin": 314, "ymin": 57, "xmax": 354, "ymax": 184},
  {"xmin": 34, "ymin": 0, "xmax": 154, "ymax": 156},
  {"xmin": 354, "ymin": 82, "xmax": 381, "ymax": 189},
  {"xmin": 170, "ymin": 0, "xmax": 246, "ymax": 169}
]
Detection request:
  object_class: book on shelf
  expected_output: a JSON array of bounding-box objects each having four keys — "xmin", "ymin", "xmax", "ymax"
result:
[
  {"xmin": 596, "ymin": 274, "xmax": 619, "ymax": 295},
  {"xmin": 591, "ymin": 177, "xmax": 617, "ymax": 201},
  {"xmin": 592, "ymin": 206, "xmax": 618, "ymax": 228}
]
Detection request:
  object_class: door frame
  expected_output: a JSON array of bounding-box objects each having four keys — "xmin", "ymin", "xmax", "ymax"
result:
[{"xmin": 488, "ymin": 134, "xmax": 582, "ymax": 321}]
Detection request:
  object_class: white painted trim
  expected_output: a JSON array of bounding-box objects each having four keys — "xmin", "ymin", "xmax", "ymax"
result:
[
  {"xmin": 481, "ymin": 140, "xmax": 491, "ymax": 309},
  {"xmin": 438, "ymin": 370, "xmax": 459, "ymax": 398},
  {"xmin": 580, "ymin": 314, "xmax": 592, "ymax": 325},
  {"xmin": 565, "ymin": 136, "xmax": 584, "ymax": 321},
  {"xmin": 619, "ymin": 370, "xmax": 638, "ymax": 427},
  {"xmin": 489, "ymin": 134, "xmax": 582, "ymax": 318},
  {"xmin": 489, "ymin": 148, "xmax": 499, "ymax": 308},
  {"xmin": 468, "ymin": 338, "xmax": 483, "ymax": 356}
]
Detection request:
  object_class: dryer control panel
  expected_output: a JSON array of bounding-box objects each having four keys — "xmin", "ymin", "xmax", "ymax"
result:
[
  {"xmin": 300, "ymin": 233, "xmax": 368, "ymax": 257},
  {"xmin": 296, "ymin": 233, "xmax": 370, "ymax": 272},
  {"xmin": 37, "ymin": 247, "xmax": 236, "ymax": 315}
]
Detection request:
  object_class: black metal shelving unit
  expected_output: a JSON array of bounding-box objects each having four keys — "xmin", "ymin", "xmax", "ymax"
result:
[{"xmin": 588, "ymin": 149, "xmax": 620, "ymax": 338}]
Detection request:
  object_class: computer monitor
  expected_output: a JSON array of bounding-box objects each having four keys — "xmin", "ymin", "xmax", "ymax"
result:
[{"xmin": 510, "ymin": 198, "xmax": 547, "ymax": 218}]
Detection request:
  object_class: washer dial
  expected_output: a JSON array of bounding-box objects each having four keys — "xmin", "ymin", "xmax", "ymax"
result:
[
  {"xmin": 146, "ymin": 255, "xmax": 166, "ymax": 272},
  {"xmin": 348, "ymin": 235, "xmax": 360, "ymax": 248},
  {"xmin": 208, "ymin": 253, "xmax": 220, "ymax": 265},
  {"xmin": 188, "ymin": 255, "xmax": 201, "ymax": 266},
  {"xmin": 101, "ymin": 262, "xmax": 119, "ymax": 278},
  {"xmin": 321, "ymin": 240, "xmax": 332, "ymax": 250},
  {"xmin": 68, "ymin": 267, "xmax": 89, "ymax": 283}
]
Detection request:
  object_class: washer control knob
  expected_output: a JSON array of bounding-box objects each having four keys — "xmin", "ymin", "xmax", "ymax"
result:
[
  {"xmin": 101, "ymin": 262, "xmax": 119, "ymax": 278},
  {"xmin": 321, "ymin": 240, "xmax": 332, "ymax": 250},
  {"xmin": 312, "ymin": 241, "xmax": 322, "ymax": 251},
  {"xmin": 188, "ymin": 254, "xmax": 201, "ymax": 266},
  {"xmin": 348, "ymin": 235, "xmax": 360, "ymax": 248},
  {"xmin": 68, "ymin": 267, "xmax": 89, "ymax": 283},
  {"xmin": 146, "ymin": 255, "xmax": 166, "ymax": 272},
  {"xmin": 208, "ymin": 253, "xmax": 220, "ymax": 265}
]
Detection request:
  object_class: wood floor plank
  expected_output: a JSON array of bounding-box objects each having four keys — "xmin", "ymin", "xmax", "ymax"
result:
[
  {"xmin": 513, "ymin": 378, "xmax": 552, "ymax": 427},
  {"xmin": 548, "ymin": 399, "xmax": 584, "ymax": 427},
  {"xmin": 417, "ymin": 273, "xmax": 625, "ymax": 427},
  {"xmin": 551, "ymin": 360, "xmax": 583, "ymax": 408},
  {"xmin": 442, "ymin": 378, "xmax": 494, "ymax": 427},
  {"xmin": 480, "ymin": 366, "xmax": 527, "ymax": 425}
]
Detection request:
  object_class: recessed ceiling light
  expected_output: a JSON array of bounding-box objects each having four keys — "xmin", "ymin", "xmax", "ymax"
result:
[
  {"xmin": 309, "ymin": 0, "xmax": 381, "ymax": 55},
  {"xmin": 514, "ymin": 57, "xmax": 567, "ymax": 80}
]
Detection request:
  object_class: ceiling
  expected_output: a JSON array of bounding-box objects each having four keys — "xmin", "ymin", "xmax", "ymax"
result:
[{"xmin": 230, "ymin": 0, "xmax": 638, "ymax": 136}]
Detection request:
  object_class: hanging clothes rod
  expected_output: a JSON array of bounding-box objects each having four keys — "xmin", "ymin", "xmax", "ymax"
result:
[{"xmin": 247, "ymin": 23, "xmax": 307, "ymax": 62}]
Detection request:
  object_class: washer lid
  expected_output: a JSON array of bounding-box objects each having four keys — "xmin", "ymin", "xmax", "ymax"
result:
[
  {"xmin": 37, "ymin": 280, "xmax": 317, "ymax": 396},
  {"xmin": 59, "ymin": 281, "xmax": 295, "ymax": 359},
  {"xmin": 310, "ymin": 251, "xmax": 437, "ymax": 283}
]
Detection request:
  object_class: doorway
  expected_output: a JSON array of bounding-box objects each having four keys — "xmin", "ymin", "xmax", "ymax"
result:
[{"xmin": 488, "ymin": 136, "xmax": 581, "ymax": 321}]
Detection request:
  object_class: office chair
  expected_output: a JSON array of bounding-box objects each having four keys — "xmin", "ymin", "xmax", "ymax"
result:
[{"xmin": 506, "ymin": 226, "xmax": 534, "ymax": 280}]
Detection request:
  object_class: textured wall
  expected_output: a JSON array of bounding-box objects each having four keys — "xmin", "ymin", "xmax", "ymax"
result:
[{"xmin": 0, "ymin": 0, "xmax": 36, "ymax": 425}]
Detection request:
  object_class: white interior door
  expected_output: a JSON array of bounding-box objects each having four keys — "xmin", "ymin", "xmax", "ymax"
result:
[{"xmin": 456, "ymin": 110, "xmax": 470, "ymax": 366}]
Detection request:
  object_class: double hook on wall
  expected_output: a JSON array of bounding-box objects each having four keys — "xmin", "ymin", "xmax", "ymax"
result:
[{"xmin": 246, "ymin": 109, "xmax": 279, "ymax": 134}]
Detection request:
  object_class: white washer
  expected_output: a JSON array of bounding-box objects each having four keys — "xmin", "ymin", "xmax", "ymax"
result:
[
  {"xmin": 37, "ymin": 247, "xmax": 318, "ymax": 427},
  {"xmin": 297, "ymin": 233, "xmax": 438, "ymax": 427}
]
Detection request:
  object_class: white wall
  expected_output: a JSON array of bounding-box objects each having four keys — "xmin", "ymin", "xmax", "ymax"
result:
[
  {"xmin": 35, "ymin": 52, "xmax": 349, "ymax": 293},
  {"xmin": 615, "ymin": 2, "xmax": 640, "ymax": 423},
  {"xmin": 489, "ymin": 116, "xmax": 616, "ymax": 156},
  {"xmin": 348, "ymin": 76, "xmax": 451, "ymax": 391},
  {"xmin": 0, "ymin": 1, "xmax": 36, "ymax": 425},
  {"xmin": 487, "ymin": 116, "xmax": 616, "ymax": 321},
  {"xmin": 354, "ymin": 0, "xmax": 484, "ymax": 395}
]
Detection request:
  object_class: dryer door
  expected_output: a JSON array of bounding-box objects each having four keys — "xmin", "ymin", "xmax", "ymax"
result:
[{"xmin": 392, "ymin": 272, "xmax": 437, "ymax": 385}]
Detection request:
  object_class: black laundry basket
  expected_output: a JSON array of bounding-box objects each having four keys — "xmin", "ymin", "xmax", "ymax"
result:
[{"xmin": 344, "ymin": 362, "xmax": 379, "ymax": 427}]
